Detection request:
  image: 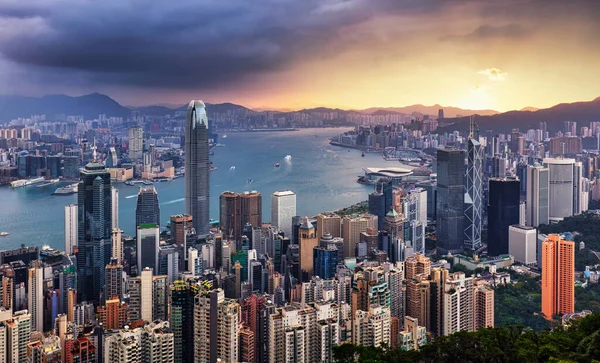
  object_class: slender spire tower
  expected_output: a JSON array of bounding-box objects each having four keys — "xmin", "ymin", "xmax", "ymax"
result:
[
  {"xmin": 464, "ymin": 116, "xmax": 483, "ymax": 252},
  {"xmin": 185, "ymin": 100, "xmax": 210, "ymax": 236}
]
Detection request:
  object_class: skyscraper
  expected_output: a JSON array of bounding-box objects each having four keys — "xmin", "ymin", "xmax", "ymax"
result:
[
  {"xmin": 28, "ymin": 261, "xmax": 43, "ymax": 332},
  {"xmin": 464, "ymin": 118, "xmax": 483, "ymax": 252},
  {"xmin": 170, "ymin": 280, "xmax": 197, "ymax": 363},
  {"xmin": 136, "ymin": 224, "xmax": 160, "ymax": 272},
  {"xmin": 135, "ymin": 186, "xmax": 160, "ymax": 228},
  {"xmin": 77, "ymin": 161, "xmax": 112, "ymax": 304},
  {"xmin": 543, "ymin": 158, "xmax": 576, "ymax": 222},
  {"xmin": 436, "ymin": 149, "xmax": 465, "ymax": 254},
  {"xmin": 541, "ymin": 234, "xmax": 575, "ymax": 319},
  {"xmin": 313, "ymin": 245, "xmax": 338, "ymax": 279},
  {"xmin": 487, "ymin": 178, "xmax": 520, "ymax": 257},
  {"xmin": 298, "ymin": 217, "xmax": 318, "ymax": 282},
  {"xmin": 220, "ymin": 191, "xmax": 262, "ymax": 241},
  {"xmin": 64, "ymin": 204, "xmax": 77, "ymax": 256},
  {"xmin": 526, "ymin": 164, "xmax": 549, "ymax": 227},
  {"xmin": 128, "ymin": 126, "xmax": 143, "ymax": 160},
  {"xmin": 185, "ymin": 100, "xmax": 210, "ymax": 236},
  {"xmin": 170, "ymin": 214, "xmax": 193, "ymax": 247},
  {"xmin": 111, "ymin": 186, "xmax": 119, "ymax": 229},
  {"xmin": 271, "ymin": 190, "xmax": 296, "ymax": 239}
]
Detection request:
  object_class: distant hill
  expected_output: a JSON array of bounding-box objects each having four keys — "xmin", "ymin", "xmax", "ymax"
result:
[
  {"xmin": 0, "ymin": 93, "xmax": 130, "ymax": 121},
  {"xmin": 361, "ymin": 104, "xmax": 499, "ymax": 117},
  {"xmin": 439, "ymin": 97, "xmax": 600, "ymax": 134}
]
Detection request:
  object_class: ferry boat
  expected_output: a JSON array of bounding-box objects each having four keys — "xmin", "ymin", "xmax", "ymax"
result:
[
  {"xmin": 222, "ymin": 134, "xmax": 228, "ymax": 139},
  {"xmin": 53, "ymin": 183, "xmax": 78, "ymax": 195},
  {"xmin": 10, "ymin": 177, "xmax": 45, "ymax": 188},
  {"xmin": 361, "ymin": 152, "xmax": 365, "ymax": 157},
  {"xmin": 274, "ymin": 162, "xmax": 280, "ymax": 168},
  {"xmin": 0, "ymin": 232, "xmax": 9, "ymax": 237}
]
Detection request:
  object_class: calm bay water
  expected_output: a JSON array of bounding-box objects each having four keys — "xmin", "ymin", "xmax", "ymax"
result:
[{"xmin": 0, "ymin": 128, "xmax": 403, "ymax": 250}]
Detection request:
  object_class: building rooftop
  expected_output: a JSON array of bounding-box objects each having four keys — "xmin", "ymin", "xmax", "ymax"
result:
[{"xmin": 363, "ymin": 167, "xmax": 413, "ymax": 178}]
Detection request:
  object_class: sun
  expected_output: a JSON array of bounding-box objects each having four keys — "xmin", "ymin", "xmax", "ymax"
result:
[{"xmin": 456, "ymin": 84, "xmax": 496, "ymax": 110}]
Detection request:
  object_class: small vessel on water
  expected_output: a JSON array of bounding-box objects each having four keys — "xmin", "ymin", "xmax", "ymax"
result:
[
  {"xmin": 222, "ymin": 134, "xmax": 228, "ymax": 139},
  {"xmin": 361, "ymin": 152, "xmax": 365, "ymax": 157},
  {"xmin": 53, "ymin": 183, "xmax": 78, "ymax": 195},
  {"xmin": 10, "ymin": 177, "xmax": 45, "ymax": 188},
  {"xmin": 245, "ymin": 178, "xmax": 253, "ymax": 184},
  {"xmin": 0, "ymin": 232, "xmax": 9, "ymax": 237},
  {"xmin": 274, "ymin": 162, "xmax": 280, "ymax": 168}
]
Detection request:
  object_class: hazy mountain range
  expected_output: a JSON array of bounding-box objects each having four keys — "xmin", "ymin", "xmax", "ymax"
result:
[{"xmin": 0, "ymin": 93, "xmax": 598, "ymax": 134}]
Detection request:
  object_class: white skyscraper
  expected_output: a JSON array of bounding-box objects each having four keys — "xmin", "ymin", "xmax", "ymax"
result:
[
  {"xmin": 543, "ymin": 158, "xmax": 576, "ymax": 222},
  {"xmin": 111, "ymin": 187, "xmax": 119, "ymax": 229},
  {"xmin": 28, "ymin": 262, "xmax": 44, "ymax": 332},
  {"xmin": 64, "ymin": 204, "xmax": 77, "ymax": 255},
  {"xmin": 526, "ymin": 164, "xmax": 549, "ymax": 227},
  {"xmin": 128, "ymin": 126, "xmax": 143, "ymax": 160},
  {"xmin": 271, "ymin": 191, "xmax": 296, "ymax": 239},
  {"xmin": 509, "ymin": 225, "xmax": 537, "ymax": 265}
]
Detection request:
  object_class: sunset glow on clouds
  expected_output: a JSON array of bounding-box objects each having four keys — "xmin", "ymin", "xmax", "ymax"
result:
[{"xmin": 0, "ymin": 0, "xmax": 599, "ymax": 111}]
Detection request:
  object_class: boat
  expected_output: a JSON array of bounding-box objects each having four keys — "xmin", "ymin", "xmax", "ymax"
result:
[
  {"xmin": 210, "ymin": 166, "xmax": 218, "ymax": 171},
  {"xmin": 10, "ymin": 177, "xmax": 45, "ymax": 188},
  {"xmin": 53, "ymin": 183, "xmax": 78, "ymax": 195},
  {"xmin": 142, "ymin": 180, "xmax": 153, "ymax": 185},
  {"xmin": 222, "ymin": 134, "xmax": 228, "ymax": 139},
  {"xmin": 245, "ymin": 178, "xmax": 253, "ymax": 184},
  {"xmin": 361, "ymin": 152, "xmax": 365, "ymax": 157},
  {"xmin": 37, "ymin": 178, "xmax": 60, "ymax": 187},
  {"xmin": 274, "ymin": 162, "xmax": 280, "ymax": 168},
  {"xmin": 0, "ymin": 232, "xmax": 9, "ymax": 237}
]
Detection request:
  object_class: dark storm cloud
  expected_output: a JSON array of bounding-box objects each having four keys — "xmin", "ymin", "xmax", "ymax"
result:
[{"xmin": 0, "ymin": 0, "xmax": 442, "ymax": 90}]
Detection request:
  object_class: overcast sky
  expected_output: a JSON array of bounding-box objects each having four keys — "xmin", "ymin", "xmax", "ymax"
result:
[{"xmin": 0, "ymin": 0, "xmax": 599, "ymax": 111}]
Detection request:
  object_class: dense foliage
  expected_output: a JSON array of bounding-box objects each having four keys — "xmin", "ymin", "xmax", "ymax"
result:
[
  {"xmin": 576, "ymin": 283, "xmax": 600, "ymax": 313},
  {"xmin": 539, "ymin": 213, "xmax": 600, "ymax": 252},
  {"xmin": 333, "ymin": 313, "xmax": 600, "ymax": 363}
]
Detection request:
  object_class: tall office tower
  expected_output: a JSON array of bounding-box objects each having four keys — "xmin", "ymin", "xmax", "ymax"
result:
[
  {"xmin": 104, "ymin": 257, "xmax": 124, "ymax": 301},
  {"xmin": 473, "ymin": 284, "xmax": 494, "ymax": 330},
  {"xmin": 185, "ymin": 100, "xmax": 210, "ymax": 236},
  {"xmin": 135, "ymin": 186, "xmax": 160, "ymax": 228},
  {"xmin": 436, "ymin": 149, "xmax": 466, "ymax": 254},
  {"xmin": 97, "ymin": 296, "xmax": 129, "ymax": 330},
  {"xmin": 128, "ymin": 126, "xmax": 143, "ymax": 160},
  {"xmin": 464, "ymin": 118, "xmax": 483, "ymax": 253},
  {"xmin": 271, "ymin": 190, "xmax": 296, "ymax": 238},
  {"xmin": 194, "ymin": 289, "xmax": 240, "ymax": 363},
  {"xmin": 516, "ymin": 162, "xmax": 528, "ymax": 197},
  {"xmin": 368, "ymin": 178, "xmax": 394, "ymax": 231},
  {"xmin": 111, "ymin": 187, "xmax": 119, "ymax": 229},
  {"xmin": 405, "ymin": 253, "xmax": 431, "ymax": 280},
  {"xmin": 541, "ymin": 234, "xmax": 575, "ymax": 319},
  {"xmin": 316, "ymin": 213, "xmax": 341, "ymax": 239},
  {"xmin": 170, "ymin": 280, "xmax": 197, "ymax": 363},
  {"xmin": 313, "ymin": 245, "xmax": 338, "ymax": 279},
  {"xmin": 136, "ymin": 224, "xmax": 159, "ymax": 272},
  {"xmin": 77, "ymin": 161, "xmax": 112, "ymax": 305},
  {"xmin": 491, "ymin": 155, "xmax": 508, "ymax": 178},
  {"xmin": 353, "ymin": 306, "xmax": 392, "ymax": 348},
  {"xmin": 342, "ymin": 216, "xmax": 370, "ymax": 258},
  {"xmin": 526, "ymin": 164, "xmax": 550, "ymax": 227},
  {"xmin": 508, "ymin": 225, "xmax": 538, "ymax": 265},
  {"xmin": 220, "ymin": 191, "xmax": 262, "ymax": 242},
  {"xmin": 298, "ymin": 218, "xmax": 318, "ymax": 282},
  {"xmin": 543, "ymin": 158, "xmax": 576, "ymax": 222},
  {"xmin": 111, "ymin": 228, "xmax": 123, "ymax": 263},
  {"xmin": 510, "ymin": 129, "xmax": 521, "ymax": 153},
  {"xmin": 106, "ymin": 146, "xmax": 119, "ymax": 168},
  {"xmin": 158, "ymin": 245, "xmax": 180, "ymax": 283},
  {"xmin": 170, "ymin": 214, "xmax": 193, "ymax": 246},
  {"xmin": 28, "ymin": 261, "xmax": 43, "ymax": 332},
  {"xmin": 105, "ymin": 321, "xmax": 174, "ymax": 362},
  {"xmin": 487, "ymin": 178, "xmax": 520, "ymax": 257},
  {"xmin": 64, "ymin": 204, "xmax": 78, "ymax": 256},
  {"xmin": 319, "ymin": 232, "xmax": 344, "ymax": 266},
  {"xmin": 573, "ymin": 161, "xmax": 583, "ymax": 215}
]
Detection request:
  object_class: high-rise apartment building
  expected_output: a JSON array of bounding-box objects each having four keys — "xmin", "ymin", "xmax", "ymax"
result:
[
  {"xmin": 77, "ymin": 161, "xmax": 112, "ymax": 304},
  {"xmin": 526, "ymin": 164, "xmax": 549, "ymax": 227},
  {"xmin": 464, "ymin": 120, "xmax": 483, "ymax": 252},
  {"xmin": 541, "ymin": 234, "xmax": 575, "ymax": 319},
  {"xmin": 549, "ymin": 136, "xmax": 582, "ymax": 156},
  {"xmin": 353, "ymin": 306, "xmax": 391, "ymax": 348},
  {"xmin": 135, "ymin": 186, "xmax": 160, "ymax": 228},
  {"xmin": 111, "ymin": 186, "xmax": 119, "ymax": 229},
  {"xmin": 105, "ymin": 321, "xmax": 174, "ymax": 362},
  {"xmin": 111, "ymin": 228, "xmax": 123, "ymax": 263},
  {"xmin": 97, "ymin": 297, "xmax": 129, "ymax": 330},
  {"xmin": 194, "ymin": 288, "xmax": 240, "ymax": 363},
  {"xmin": 128, "ymin": 126, "xmax": 143, "ymax": 160},
  {"xmin": 473, "ymin": 284, "xmax": 494, "ymax": 330},
  {"xmin": 105, "ymin": 257, "xmax": 124, "ymax": 301},
  {"xmin": 271, "ymin": 190, "xmax": 297, "ymax": 239},
  {"xmin": 487, "ymin": 178, "xmax": 520, "ymax": 257},
  {"xmin": 405, "ymin": 253, "xmax": 431, "ymax": 280},
  {"xmin": 436, "ymin": 149, "xmax": 465, "ymax": 254},
  {"xmin": 136, "ymin": 224, "xmax": 160, "ymax": 272},
  {"xmin": 28, "ymin": 261, "xmax": 43, "ymax": 333},
  {"xmin": 184, "ymin": 100, "xmax": 210, "ymax": 236},
  {"xmin": 268, "ymin": 303, "xmax": 317, "ymax": 363},
  {"xmin": 64, "ymin": 204, "xmax": 77, "ymax": 256}
]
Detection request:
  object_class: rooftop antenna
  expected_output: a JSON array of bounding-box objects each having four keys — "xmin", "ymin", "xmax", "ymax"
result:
[
  {"xmin": 469, "ymin": 115, "xmax": 479, "ymax": 140},
  {"xmin": 91, "ymin": 138, "xmax": 98, "ymax": 162}
]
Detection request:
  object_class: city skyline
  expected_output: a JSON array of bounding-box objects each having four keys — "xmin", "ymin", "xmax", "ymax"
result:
[{"xmin": 0, "ymin": 1, "xmax": 599, "ymax": 111}]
